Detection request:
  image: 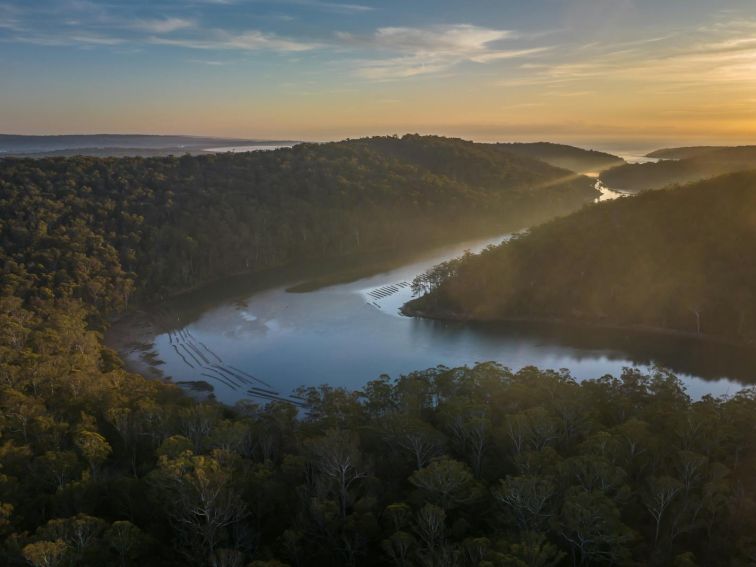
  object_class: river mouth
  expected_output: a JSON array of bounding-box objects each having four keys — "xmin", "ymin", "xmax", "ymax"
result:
[{"xmin": 109, "ymin": 220, "xmax": 756, "ymax": 406}]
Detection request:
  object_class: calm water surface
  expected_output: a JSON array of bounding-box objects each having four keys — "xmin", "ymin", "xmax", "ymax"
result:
[{"xmin": 125, "ymin": 227, "xmax": 756, "ymax": 405}]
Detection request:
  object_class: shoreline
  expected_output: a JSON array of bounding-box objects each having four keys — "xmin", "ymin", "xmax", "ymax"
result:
[
  {"xmin": 104, "ymin": 309, "xmax": 169, "ymax": 379},
  {"xmin": 400, "ymin": 304, "xmax": 755, "ymax": 350},
  {"xmin": 104, "ymin": 225, "xmax": 528, "ymax": 380}
]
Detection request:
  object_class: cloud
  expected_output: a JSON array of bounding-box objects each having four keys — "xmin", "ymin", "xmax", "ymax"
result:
[
  {"xmin": 9, "ymin": 32, "xmax": 126, "ymax": 47},
  {"xmin": 0, "ymin": 2, "xmax": 24, "ymax": 32},
  {"xmin": 339, "ymin": 24, "xmax": 547, "ymax": 80},
  {"xmin": 339, "ymin": 25, "xmax": 514, "ymax": 53},
  {"xmin": 497, "ymin": 19, "xmax": 756, "ymax": 95},
  {"xmin": 188, "ymin": 58, "xmax": 234, "ymax": 65},
  {"xmin": 68, "ymin": 33, "xmax": 126, "ymax": 45},
  {"xmin": 286, "ymin": 0, "xmax": 373, "ymax": 13},
  {"xmin": 132, "ymin": 18, "xmax": 196, "ymax": 34},
  {"xmin": 151, "ymin": 30, "xmax": 319, "ymax": 52},
  {"xmin": 194, "ymin": 0, "xmax": 373, "ymax": 12}
]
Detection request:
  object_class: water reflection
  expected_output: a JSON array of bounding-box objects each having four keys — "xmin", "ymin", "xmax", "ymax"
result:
[{"xmin": 115, "ymin": 228, "xmax": 756, "ymax": 406}]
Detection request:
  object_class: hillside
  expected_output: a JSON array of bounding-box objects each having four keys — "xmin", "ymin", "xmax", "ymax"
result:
[
  {"xmin": 405, "ymin": 170, "xmax": 756, "ymax": 342},
  {"xmin": 646, "ymin": 146, "xmax": 728, "ymax": 160},
  {"xmin": 495, "ymin": 141, "xmax": 625, "ymax": 173},
  {"xmin": 0, "ymin": 135, "xmax": 596, "ymax": 312},
  {"xmin": 602, "ymin": 146, "xmax": 756, "ymax": 192},
  {"xmin": 2, "ymin": 140, "xmax": 756, "ymax": 566}
]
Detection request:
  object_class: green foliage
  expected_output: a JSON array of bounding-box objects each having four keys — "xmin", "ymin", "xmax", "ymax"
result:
[
  {"xmin": 407, "ymin": 171, "xmax": 756, "ymax": 342},
  {"xmin": 3, "ymin": 344, "xmax": 756, "ymax": 566},
  {"xmin": 0, "ymin": 135, "xmax": 595, "ymax": 311},
  {"xmin": 2, "ymin": 138, "xmax": 755, "ymax": 565}
]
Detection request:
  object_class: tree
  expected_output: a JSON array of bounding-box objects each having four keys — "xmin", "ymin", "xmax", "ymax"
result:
[
  {"xmin": 558, "ymin": 487, "xmax": 635, "ymax": 566},
  {"xmin": 73, "ymin": 430, "xmax": 112, "ymax": 480},
  {"xmin": 150, "ymin": 449, "xmax": 248, "ymax": 564},
  {"xmin": 382, "ymin": 531, "xmax": 416, "ymax": 567},
  {"xmin": 409, "ymin": 458, "xmax": 478, "ymax": 510},
  {"xmin": 21, "ymin": 540, "xmax": 68, "ymax": 567},
  {"xmin": 644, "ymin": 476, "xmax": 683, "ymax": 545},
  {"xmin": 307, "ymin": 429, "xmax": 369, "ymax": 520},
  {"xmin": 33, "ymin": 451, "xmax": 80, "ymax": 490},
  {"xmin": 104, "ymin": 521, "xmax": 149, "ymax": 567},
  {"xmin": 501, "ymin": 531, "xmax": 565, "ymax": 567},
  {"xmin": 414, "ymin": 503, "xmax": 446, "ymax": 558},
  {"xmin": 441, "ymin": 402, "xmax": 491, "ymax": 477},
  {"xmin": 36, "ymin": 514, "xmax": 107, "ymax": 561},
  {"xmin": 493, "ymin": 475, "xmax": 555, "ymax": 531},
  {"xmin": 381, "ymin": 415, "xmax": 445, "ymax": 470}
]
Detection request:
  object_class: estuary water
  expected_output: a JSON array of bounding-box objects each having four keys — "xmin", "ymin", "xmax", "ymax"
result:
[{"xmin": 115, "ymin": 226, "xmax": 756, "ymax": 406}]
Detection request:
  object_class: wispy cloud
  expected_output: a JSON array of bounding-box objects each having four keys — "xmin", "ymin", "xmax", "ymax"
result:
[
  {"xmin": 193, "ymin": 0, "xmax": 372, "ymax": 13},
  {"xmin": 8, "ymin": 31, "xmax": 126, "ymax": 47},
  {"xmin": 500, "ymin": 18, "xmax": 756, "ymax": 92},
  {"xmin": 283, "ymin": 0, "xmax": 373, "ymax": 14},
  {"xmin": 338, "ymin": 24, "xmax": 548, "ymax": 80},
  {"xmin": 151, "ymin": 30, "xmax": 319, "ymax": 52},
  {"xmin": 0, "ymin": 1, "xmax": 318, "ymax": 53},
  {"xmin": 132, "ymin": 18, "xmax": 196, "ymax": 34},
  {"xmin": 188, "ymin": 58, "xmax": 234, "ymax": 65},
  {"xmin": 0, "ymin": 2, "xmax": 24, "ymax": 32}
]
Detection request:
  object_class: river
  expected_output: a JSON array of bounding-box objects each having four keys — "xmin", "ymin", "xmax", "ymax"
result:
[{"xmin": 113, "ymin": 212, "xmax": 756, "ymax": 406}]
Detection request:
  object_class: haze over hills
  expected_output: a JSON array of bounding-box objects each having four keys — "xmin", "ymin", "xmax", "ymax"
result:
[
  {"xmin": 6, "ymin": 0, "xmax": 756, "ymax": 563},
  {"xmin": 601, "ymin": 145, "xmax": 756, "ymax": 192},
  {"xmin": 0, "ymin": 135, "xmax": 596, "ymax": 307},
  {"xmin": 0, "ymin": 134, "xmax": 300, "ymax": 158},
  {"xmin": 4, "ymin": 131, "xmax": 756, "ymax": 566},
  {"xmin": 645, "ymin": 146, "xmax": 732, "ymax": 160},
  {"xmin": 406, "ymin": 170, "xmax": 756, "ymax": 342},
  {"xmin": 495, "ymin": 142, "xmax": 625, "ymax": 173}
]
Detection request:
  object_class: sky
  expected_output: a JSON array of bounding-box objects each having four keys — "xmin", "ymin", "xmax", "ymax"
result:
[{"xmin": 1, "ymin": 0, "xmax": 756, "ymax": 147}]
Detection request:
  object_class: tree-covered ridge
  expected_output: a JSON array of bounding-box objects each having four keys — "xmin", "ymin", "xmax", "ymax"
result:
[
  {"xmin": 0, "ymin": 135, "xmax": 595, "ymax": 312},
  {"xmin": 645, "ymin": 146, "xmax": 730, "ymax": 160},
  {"xmin": 6, "ymin": 135, "xmax": 756, "ymax": 566},
  {"xmin": 405, "ymin": 171, "xmax": 756, "ymax": 343},
  {"xmin": 495, "ymin": 142, "xmax": 625, "ymax": 174},
  {"xmin": 601, "ymin": 146, "xmax": 756, "ymax": 192}
]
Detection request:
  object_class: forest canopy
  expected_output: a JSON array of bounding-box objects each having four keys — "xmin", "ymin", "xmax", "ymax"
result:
[
  {"xmin": 3, "ymin": 136, "xmax": 755, "ymax": 566},
  {"xmin": 0, "ymin": 134, "xmax": 596, "ymax": 312},
  {"xmin": 405, "ymin": 170, "xmax": 756, "ymax": 343}
]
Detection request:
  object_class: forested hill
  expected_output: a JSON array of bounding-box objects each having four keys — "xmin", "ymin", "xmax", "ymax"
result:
[
  {"xmin": 495, "ymin": 142, "xmax": 625, "ymax": 173},
  {"xmin": 601, "ymin": 145, "xmax": 756, "ymax": 192},
  {"xmin": 646, "ymin": 146, "xmax": 728, "ymax": 160},
  {"xmin": 0, "ymin": 135, "xmax": 595, "ymax": 312},
  {"xmin": 3, "ymin": 140, "xmax": 756, "ymax": 566},
  {"xmin": 405, "ymin": 170, "xmax": 756, "ymax": 342}
]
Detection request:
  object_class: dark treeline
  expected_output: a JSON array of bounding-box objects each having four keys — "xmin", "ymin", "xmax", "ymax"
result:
[
  {"xmin": 405, "ymin": 171, "xmax": 756, "ymax": 343},
  {"xmin": 0, "ymin": 134, "xmax": 595, "ymax": 312},
  {"xmin": 601, "ymin": 146, "xmax": 756, "ymax": 192}
]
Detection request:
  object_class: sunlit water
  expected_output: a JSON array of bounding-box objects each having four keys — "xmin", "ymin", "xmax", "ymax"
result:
[
  {"xmin": 595, "ymin": 179, "xmax": 628, "ymax": 202},
  {"xmin": 119, "ymin": 220, "xmax": 756, "ymax": 406}
]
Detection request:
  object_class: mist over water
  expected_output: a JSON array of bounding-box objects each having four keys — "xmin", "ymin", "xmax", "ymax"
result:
[{"xmin": 127, "ymin": 232, "xmax": 753, "ymax": 406}]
